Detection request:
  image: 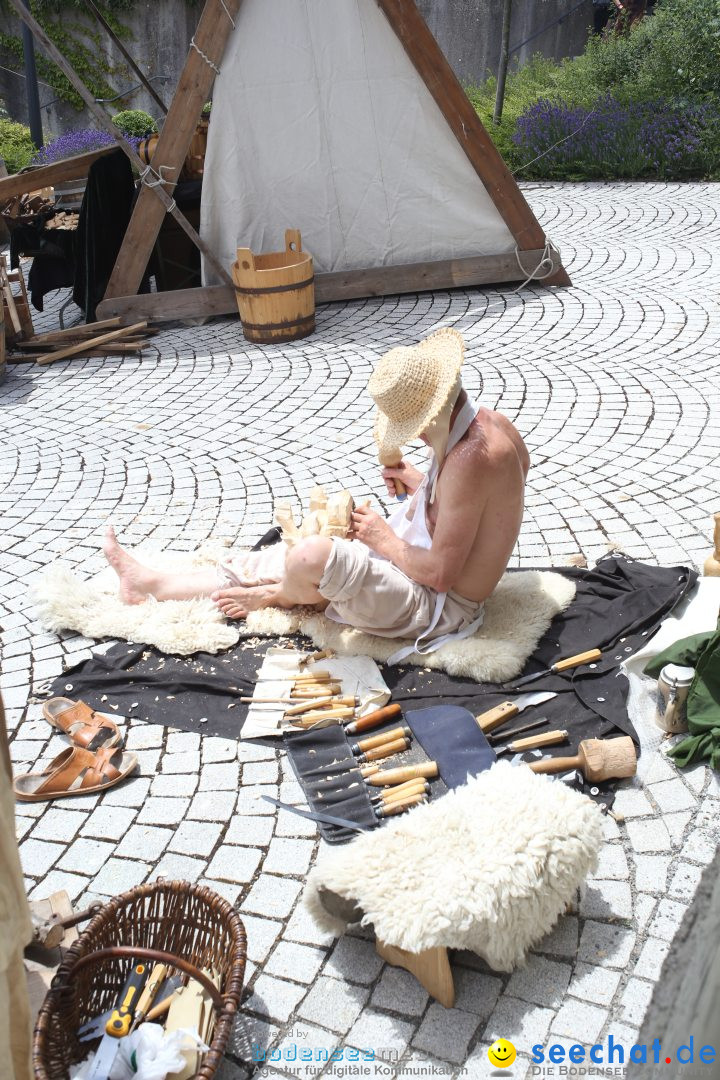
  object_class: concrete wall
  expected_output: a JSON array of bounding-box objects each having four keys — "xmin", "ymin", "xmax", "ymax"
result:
[{"xmin": 0, "ymin": 0, "xmax": 594, "ymax": 140}]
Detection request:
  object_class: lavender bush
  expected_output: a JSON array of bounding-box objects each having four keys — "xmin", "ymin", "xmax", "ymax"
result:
[
  {"xmin": 31, "ymin": 128, "xmax": 141, "ymax": 166},
  {"xmin": 513, "ymin": 95, "xmax": 715, "ymax": 180}
]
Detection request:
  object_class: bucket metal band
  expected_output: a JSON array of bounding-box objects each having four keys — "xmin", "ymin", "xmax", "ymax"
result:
[
  {"xmin": 234, "ymin": 275, "xmax": 314, "ymax": 296},
  {"xmin": 242, "ymin": 314, "xmax": 315, "ymax": 332}
]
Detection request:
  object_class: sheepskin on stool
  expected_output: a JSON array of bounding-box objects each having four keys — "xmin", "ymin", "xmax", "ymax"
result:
[{"xmin": 304, "ymin": 761, "xmax": 603, "ymax": 976}]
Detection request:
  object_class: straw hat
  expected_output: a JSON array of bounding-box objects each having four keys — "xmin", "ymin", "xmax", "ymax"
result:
[{"xmin": 368, "ymin": 328, "xmax": 465, "ymax": 458}]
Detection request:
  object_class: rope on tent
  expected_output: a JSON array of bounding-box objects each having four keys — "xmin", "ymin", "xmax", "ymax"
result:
[
  {"xmin": 511, "ymin": 238, "xmax": 561, "ymax": 293},
  {"xmin": 140, "ymin": 164, "xmax": 177, "ymax": 188},
  {"xmin": 219, "ymin": 0, "xmax": 236, "ymax": 27},
  {"xmin": 190, "ymin": 38, "xmax": 222, "ymax": 76}
]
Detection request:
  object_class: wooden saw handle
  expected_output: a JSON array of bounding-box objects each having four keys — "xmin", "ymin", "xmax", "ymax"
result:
[
  {"xmin": 509, "ymin": 729, "xmax": 568, "ymax": 752},
  {"xmin": 476, "ymin": 701, "xmax": 518, "ymax": 733},
  {"xmin": 552, "ymin": 649, "xmax": 601, "ymax": 672}
]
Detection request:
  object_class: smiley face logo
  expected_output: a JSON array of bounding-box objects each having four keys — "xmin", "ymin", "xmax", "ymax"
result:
[{"xmin": 488, "ymin": 1038, "xmax": 516, "ymax": 1069}]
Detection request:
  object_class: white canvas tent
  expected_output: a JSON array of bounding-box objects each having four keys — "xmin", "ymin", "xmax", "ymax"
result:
[{"xmin": 202, "ymin": 0, "xmax": 521, "ymax": 281}]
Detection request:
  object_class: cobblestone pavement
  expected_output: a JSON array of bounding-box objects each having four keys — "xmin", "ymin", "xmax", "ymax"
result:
[{"xmin": 2, "ymin": 182, "xmax": 720, "ymax": 1080}]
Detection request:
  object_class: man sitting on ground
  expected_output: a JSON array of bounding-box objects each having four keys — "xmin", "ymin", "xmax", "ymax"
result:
[{"xmin": 104, "ymin": 328, "xmax": 529, "ymax": 659}]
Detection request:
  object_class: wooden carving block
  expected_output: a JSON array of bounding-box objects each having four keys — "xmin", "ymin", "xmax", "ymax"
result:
[
  {"xmin": 275, "ymin": 502, "xmax": 300, "ymax": 546},
  {"xmin": 323, "ymin": 491, "xmax": 354, "ymax": 538},
  {"xmin": 309, "ymin": 485, "xmax": 328, "ymax": 512}
]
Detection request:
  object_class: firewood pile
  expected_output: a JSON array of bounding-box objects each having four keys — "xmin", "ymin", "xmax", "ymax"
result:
[
  {"xmin": 0, "ymin": 189, "xmax": 55, "ymax": 229},
  {"xmin": 7, "ymin": 317, "xmax": 158, "ymax": 366}
]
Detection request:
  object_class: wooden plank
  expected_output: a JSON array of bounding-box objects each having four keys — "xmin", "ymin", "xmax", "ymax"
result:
[
  {"xmin": 7, "ymin": 0, "xmax": 231, "ymax": 286},
  {"xmin": 84, "ymin": 0, "xmax": 168, "ymax": 115},
  {"xmin": 36, "ymin": 321, "xmax": 147, "ymax": 366},
  {"xmin": 375, "ymin": 0, "xmax": 571, "ymax": 287},
  {"xmin": 103, "ymin": 0, "xmax": 241, "ymax": 301},
  {"xmin": 24, "ymin": 317, "xmax": 122, "ymax": 344},
  {"xmin": 97, "ymin": 247, "xmax": 563, "ymax": 323},
  {"xmin": 0, "ymin": 146, "xmax": 116, "ymax": 202}
]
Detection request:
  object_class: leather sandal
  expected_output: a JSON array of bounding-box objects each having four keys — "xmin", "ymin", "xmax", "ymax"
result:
[
  {"xmin": 14, "ymin": 745, "xmax": 137, "ymax": 802},
  {"xmin": 43, "ymin": 697, "xmax": 121, "ymax": 751}
]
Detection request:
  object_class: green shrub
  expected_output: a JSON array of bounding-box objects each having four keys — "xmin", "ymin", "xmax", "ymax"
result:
[
  {"xmin": 0, "ymin": 118, "xmax": 36, "ymax": 173},
  {"xmin": 111, "ymin": 109, "xmax": 157, "ymax": 137}
]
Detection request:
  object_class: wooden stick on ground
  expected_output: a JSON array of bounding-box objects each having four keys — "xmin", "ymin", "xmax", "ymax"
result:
[
  {"xmin": 23, "ymin": 317, "xmax": 122, "ymax": 345},
  {"xmin": 36, "ymin": 322, "xmax": 148, "ymax": 366}
]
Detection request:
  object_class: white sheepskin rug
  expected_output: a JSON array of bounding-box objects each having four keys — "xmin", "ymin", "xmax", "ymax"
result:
[
  {"xmin": 304, "ymin": 761, "xmax": 603, "ymax": 972},
  {"xmin": 34, "ymin": 544, "xmax": 575, "ymax": 682}
]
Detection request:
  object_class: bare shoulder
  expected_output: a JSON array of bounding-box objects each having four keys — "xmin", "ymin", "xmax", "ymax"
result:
[{"xmin": 451, "ymin": 407, "xmax": 529, "ymax": 477}]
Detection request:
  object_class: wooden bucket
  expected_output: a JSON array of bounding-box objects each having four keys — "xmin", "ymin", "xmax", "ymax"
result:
[
  {"xmin": 137, "ymin": 121, "xmax": 208, "ymax": 181},
  {"xmin": 231, "ymin": 229, "xmax": 315, "ymax": 344}
]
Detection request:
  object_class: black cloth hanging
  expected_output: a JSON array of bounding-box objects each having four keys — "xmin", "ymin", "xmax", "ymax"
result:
[{"xmin": 45, "ymin": 554, "xmax": 696, "ymax": 748}]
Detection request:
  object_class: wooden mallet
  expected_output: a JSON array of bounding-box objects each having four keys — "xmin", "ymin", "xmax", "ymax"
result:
[{"xmin": 529, "ymin": 736, "xmax": 637, "ymax": 782}]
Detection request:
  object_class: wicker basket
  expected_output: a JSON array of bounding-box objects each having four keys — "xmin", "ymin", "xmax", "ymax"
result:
[{"xmin": 34, "ymin": 880, "xmax": 246, "ymax": 1080}]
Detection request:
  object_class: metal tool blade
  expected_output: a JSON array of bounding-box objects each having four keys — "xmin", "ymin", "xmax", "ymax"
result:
[
  {"xmin": 487, "ymin": 716, "xmax": 550, "ymax": 744},
  {"xmin": 78, "ymin": 1011, "xmax": 112, "ymax": 1042},
  {"xmin": 86, "ymin": 1033, "xmax": 120, "ymax": 1080},
  {"xmin": 512, "ymin": 690, "xmax": 556, "ymax": 711}
]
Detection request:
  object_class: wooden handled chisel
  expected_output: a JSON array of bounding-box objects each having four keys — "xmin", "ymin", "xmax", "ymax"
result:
[
  {"xmin": 503, "ymin": 649, "xmax": 602, "ymax": 689},
  {"xmin": 494, "ymin": 729, "xmax": 569, "ymax": 756},
  {"xmin": 475, "ymin": 691, "xmax": 556, "ymax": 735}
]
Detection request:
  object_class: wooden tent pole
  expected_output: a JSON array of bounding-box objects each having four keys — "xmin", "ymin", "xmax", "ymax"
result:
[
  {"xmin": 83, "ymin": 0, "xmax": 168, "ymax": 115},
  {"xmin": 103, "ymin": 0, "xmax": 241, "ymax": 301},
  {"xmin": 375, "ymin": 0, "xmax": 571, "ymax": 286},
  {"xmin": 6, "ymin": 0, "xmax": 232, "ymax": 287}
]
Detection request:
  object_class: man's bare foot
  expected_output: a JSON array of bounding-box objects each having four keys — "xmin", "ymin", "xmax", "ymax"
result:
[
  {"xmin": 103, "ymin": 526, "xmax": 157, "ymax": 605},
  {"xmin": 212, "ymin": 584, "xmax": 284, "ymax": 620}
]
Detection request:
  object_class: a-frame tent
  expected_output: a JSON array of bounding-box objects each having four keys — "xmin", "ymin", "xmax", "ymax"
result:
[{"xmin": 9, "ymin": 0, "xmax": 570, "ymax": 327}]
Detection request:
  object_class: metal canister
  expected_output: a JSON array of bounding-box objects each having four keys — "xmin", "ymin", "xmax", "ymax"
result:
[{"xmin": 655, "ymin": 663, "xmax": 694, "ymax": 734}]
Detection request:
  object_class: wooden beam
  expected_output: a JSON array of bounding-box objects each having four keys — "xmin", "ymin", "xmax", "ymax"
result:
[
  {"xmin": 375, "ymin": 0, "xmax": 571, "ymax": 286},
  {"xmin": 6, "ymin": 0, "xmax": 231, "ymax": 286},
  {"xmin": 0, "ymin": 146, "xmax": 116, "ymax": 202},
  {"xmin": 103, "ymin": 0, "xmax": 241, "ymax": 301},
  {"xmin": 36, "ymin": 321, "xmax": 147, "ymax": 366},
  {"xmin": 96, "ymin": 247, "xmax": 563, "ymax": 323},
  {"xmin": 84, "ymin": 0, "xmax": 168, "ymax": 115}
]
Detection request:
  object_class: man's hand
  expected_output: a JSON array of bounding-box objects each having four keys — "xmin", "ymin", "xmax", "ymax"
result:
[
  {"xmin": 381, "ymin": 460, "xmax": 424, "ymax": 498},
  {"xmin": 349, "ymin": 504, "xmax": 395, "ymax": 555}
]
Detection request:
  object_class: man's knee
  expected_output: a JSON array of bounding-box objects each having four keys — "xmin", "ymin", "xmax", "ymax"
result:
[{"xmin": 285, "ymin": 536, "xmax": 333, "ymax": 584}]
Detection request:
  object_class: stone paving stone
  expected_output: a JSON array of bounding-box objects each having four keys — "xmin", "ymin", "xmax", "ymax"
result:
[
  {"xmin": 619, "ymin": 977, "xmax": 655, "ymax": 1027},
  {"xmin": 664, "ymin": 811, "xmax": 693, "ymax": 844},
  {"xmin": 189, "ymin": 790, "xmax": 238, "ymax": 820},
  {"xmin": 589, "ymin": 846, "xmax": 629, "ymax": 880},
  {"xmin": 150, "ymin": 773, "xmax": 198, "ymax": 797},
  {"xmin": 506, "ymin": 956, "xmax": 572, "ymax": 1009},
  {"xmin": 578, "ymin": 922, "xmax": 636, "ymax": 969},
  {"xmin": 647, "ymin": 898, "xmax": 688, "ymax": 938},
  {"xmin": 550, "ymin": 1000, "xmax": 608, "ymax": 1042},
  {"xmin": 634, "ymin": 854, "xmax": 671, "ymax": 892},
  {"xmin": 242, "ymin": 874, "xmax": 302, "ymax": 919},
  {"xmin": 634, "ymin": 894, "xmax": 657, "ymax": 933},
  {"xmin": 243, "ymin": 761, "xmax": 280, "ymax": 786},
  {"xmin": 648, "ymin": 778, "xmax": 696, "ymax": 813},
  {"xmin": 237, "ymin": 742, "xmax": 278, "ymax": 764},
  {"xmin": 137, "ymin": 796, "xmax": 191, "ymax": 825},
  {"xmin": 566, "ymin": 963, "xmax": 621, "ymax": 1007},
  {"xmin": 125, "ymin": 724, "xmax": 165, "ymax": 750},
  {"xmin": 115, "ymin": 824, "xmax": 173, "ymax": 861},
  {"xmin": 58, "ymin": 837, "xmax": 116, "ymax": 876},
  {"xmin": 236, "ymin": 786, "xmax": 278, "ymax": 817},
  {"xmin": 275, "ymin": 808, "xmax": 318, "ymax": 838},
  {"xmin": 92, "ymin": 857, "xmax": 150, "ymax": 895},
  {"xmin": 668, "ymin": 861, "xmax": 704, "ymax": 902},
  {"xmin": 263, "ymin": 837, "xmax": 315, "ymax": 876},
  {"xmin": 625, "ymin": 818, "xmax": 673, "ymax": 853},
  {"xmin": 199, "ymin": 762, "xmax": 240, "ymax": 790},
  {"xmin": 81, "ymin": 805, "xmax": 137, "ymax": 840},
  {"xmin": 30, "ymin": 808, "xmax": 88, "ymax": 843},
  {"xmin": 298, "ymin": 974, "xmax": 369, "ymax": 1032},
  {"xmin": 265, "ymin": 942, "xmax": 327, "ymax": 985},
  {"xmin": 371, "ymin": 966, "xmax": 429, "ymax": 1017},
  {"xmin": 104, "ymin": 776, "xmax": 151, "ymax": 807},
  {"xmin": 241, "ymin": 914, "xmax": 284, "ymax": 965},
  {"xmin": 246, "ymin": 973, "xmax": 308, "ymax": 1023},
  {"xmin": 228, "ymin": 1013, "xmax": 280, "ymax": 1062},
  {"xmin": 161, "ymin": 750, "xmax": 201, "ymax": 774},
  {"xmin": 533, "ymin": 916, "xmax": 579, "ymax": 960},
  {"xmin": 682, "ymin": 829, "xmax": 717, "ymax": 865},
  {"xmin": 203, "ymin": 736, "xmax": 239, "ymax": 763},
  {"xmin": 166, "ymin": 732, "xmax": 200, "ymax": 753},
  {"xmin": 226, "ymin": 814, "xmax": 275, "ymax": 847},
  {"xmin": 285, "ymin": 903, "xmax": 337, "ymax": 948},
  {"xmin": 580, "ymin": 880, "xmax": 633, "ymax": 920},
  {"xmin": 324, "ymin": 935, "xmax": 385, "ymax": 985},
  {"xmin": 19, "ymin": 838, "xmax": 64, "ymax": 877},
  {"xmin": 347, "ymin": 1009, "xmax": 415, "ymax": 1060},
  {"xmin": 169, "ymin": 819, "xmax": 222, "ymax": 856},
  {"xmin": 28, "ymin": 869, "xmax": 89, "ymax": 902},
  {"xmin": 152, "ymin": 853, "xmax": 207, "ymax": 881},
  {"xmin": 412, "ymin": 1003, "xmax": 480, "ymax": 1065},
  {"xmin": 634, "ymin": 938, "xmax": 671, "ymax": 982},
  {"xmin": 483, "ymin": 995, "xmax": 554, "ymax": 1048},
  {"xmin": 206, "ymin": 844, "xmax": 262, "ymax": 884}
]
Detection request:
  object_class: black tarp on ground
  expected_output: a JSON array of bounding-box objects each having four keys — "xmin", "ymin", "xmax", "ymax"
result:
[{"xmin": 45, "ymin": 555, "xmax": 696, "ymax": 759}]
